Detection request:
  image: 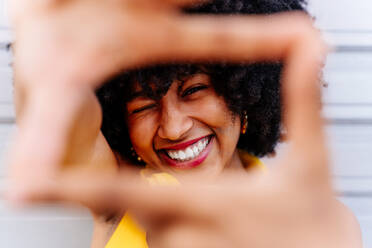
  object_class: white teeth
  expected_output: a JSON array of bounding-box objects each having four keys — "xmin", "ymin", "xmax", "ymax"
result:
[
  {"xmin": 185, "ymin": 147, "xmax": 193, "ymax": 158},
  {"xmin": 192, "ymin": 146, "xmax": 198, "ymax": 154},
  {"xmin": 197, "ymin": 142, "xmax": 203, "ymax": 151},
  {"xmin": 179, "ymin": 151, "xmax": 186, "ymax": 160},
  {"xmin": 166, "ymin": 137, "xmax": 211, "ymax": 162},
  {"xmin": 170, "ymin": 151, "xmax": 176, "ymax": 159}
]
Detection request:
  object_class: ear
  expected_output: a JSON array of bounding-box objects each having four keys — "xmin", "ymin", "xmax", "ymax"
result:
[{"xmin": 240, "ymin": 111, "xmax": 248, "ymax": 134}]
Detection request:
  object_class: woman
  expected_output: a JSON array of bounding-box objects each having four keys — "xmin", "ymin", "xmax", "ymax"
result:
[
  {"xmin": 8, "ymin": 0, "xmax": 362, "ymax": 247},
  {"xmin": 96, "ymin": 64, "xmax": 276, "ymax": 247},
  {"xmin": 91, "ymin": 1, "xmax": 361, "ymax": 247},
  {"xmin": 97, "ymin": 63, "xmax": 279, "ymax": 174},
  {"xmin": 93, "ymin": 2, "xmax": 299, "ymax": 246}
]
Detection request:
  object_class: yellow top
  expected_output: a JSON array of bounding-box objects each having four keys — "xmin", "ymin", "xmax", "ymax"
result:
[{"xmin": 105, "ymin": 152, "xmax": 264, "ymax": 248}]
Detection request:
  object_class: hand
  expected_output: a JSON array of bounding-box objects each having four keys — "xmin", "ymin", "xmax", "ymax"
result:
[
  {"xmin": 10, "ymin": 0, "xmax": 321, "ymax": 87},
  {"xmin": 8, "ymin": 0, "xmax": 323, "ymax": 193},
  {"xmin": 8, "ymin": 1, "xmax": 357, "ymax": 247},
  {"xmin": 20, "ymin": 30, "xmax": 345, "ymax": 246}
]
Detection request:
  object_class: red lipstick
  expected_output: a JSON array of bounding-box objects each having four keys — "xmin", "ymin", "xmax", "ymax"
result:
[
  {"xmin": 159, "ymin": 135, "xmax": 214, "ymax": 169},
  {"xmin": 160, "ymin": 135, "xmax": 211, "ymax": 150}
]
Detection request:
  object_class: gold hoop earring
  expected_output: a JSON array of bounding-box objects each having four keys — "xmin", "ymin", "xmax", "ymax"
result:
[
  {"xmin": 241, "ymin": 112, "xmax": 248, "ymax": 134},
  {"xmin": 130, "ymin": 147, "xmax": 142, "ymax": 162}
]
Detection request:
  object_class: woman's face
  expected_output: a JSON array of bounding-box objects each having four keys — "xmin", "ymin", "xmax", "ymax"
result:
[{"xmin": 126, "ymin": 73, "xmax": 244, "ymax": 178}]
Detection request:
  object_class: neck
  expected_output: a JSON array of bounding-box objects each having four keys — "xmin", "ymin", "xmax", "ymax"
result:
[{"xmin": 224, "ymin": 149, "xmax": 246, "ymax": 172}]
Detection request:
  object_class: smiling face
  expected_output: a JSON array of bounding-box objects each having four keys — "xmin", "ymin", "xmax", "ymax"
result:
[{"xmin": 126, "ymin": 73, "xmax": 244, "ymax": 178}]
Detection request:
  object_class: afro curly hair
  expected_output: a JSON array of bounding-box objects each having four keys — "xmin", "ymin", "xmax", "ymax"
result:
[{"xmin": 96, "ymin": 0, "xmax": 308, "ymax": 165}]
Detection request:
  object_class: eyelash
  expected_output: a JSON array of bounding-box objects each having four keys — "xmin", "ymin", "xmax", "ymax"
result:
[
  {"xmin": 132, "ymin": 103, "xmax": 157, "ymax": 114},
  {"xmin": 131, "ymin": 85, "xmax": 207, "ymax": 114},
  {"xmin": 181, "ymin": 85, "xmax": 208, "ymax": 97}
]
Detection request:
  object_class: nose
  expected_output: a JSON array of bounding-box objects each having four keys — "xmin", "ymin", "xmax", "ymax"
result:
[{"xmin": 157, "ymin": 100, "xmax": 193, "ymax": 141}]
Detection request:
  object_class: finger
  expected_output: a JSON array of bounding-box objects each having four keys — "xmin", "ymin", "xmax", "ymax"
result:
[
  {"xmin": 281, "ymin": 31, "xmax": 329, "ymax": 179},
  {"xmin": 21, "ymin": 169, "xmax": 222, "ymax": 220},
  {"xmin": 8, "ymin": 85, "xmax": 100, "ymax": 196},
  {"xmin": 7, "ymin": 169, "xmax": 129, "ymax": 209},
  {"xmin": 149, "ymin": 13, "xmax": 312, "ymax": 63}
]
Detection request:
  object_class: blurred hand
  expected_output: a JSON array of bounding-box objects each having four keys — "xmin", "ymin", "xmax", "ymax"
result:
[
  {"xmin": 6, "ymin": 1, "xmax": 356, "ymax": 247},
  {"xmin": 8, "ymin": 0, "xmax": 324, "ymax": 189},
  {"xmin": 21, "ymin": 38, "xmax": 347, "ymax": 246},
  {"xmin": 10, "ymin": 0, "xmax": 322, "ymax": 86},
  {"xmin": 11, "ymin": 0, "xmax": 213, "ymax": 87}
]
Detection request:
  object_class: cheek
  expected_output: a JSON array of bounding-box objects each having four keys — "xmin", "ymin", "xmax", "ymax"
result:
[
  {"xmin": 194, "ymin": 96, "xmax": 241, "ymax": 147},
  {"xmin": 191, "ymin": 95, "xmax": 239, "ymax": 131},
  {"xmin": 127, "ymin": 115, "xmax": 158, "ymax": 151}
]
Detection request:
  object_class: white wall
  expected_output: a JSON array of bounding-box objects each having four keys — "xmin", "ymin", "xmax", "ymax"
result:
[{"xmin": 1, "ymin": 0, "xmax": 372, "ymax": 247}]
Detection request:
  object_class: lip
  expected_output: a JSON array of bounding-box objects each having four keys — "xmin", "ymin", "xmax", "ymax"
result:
[
  {"xmin": 159, "ymin": 135, "xmax": 214, "ymax": 169},
  {"xmin": 159, "ymin": 135, "xmax": 211, "ymax": 150}
]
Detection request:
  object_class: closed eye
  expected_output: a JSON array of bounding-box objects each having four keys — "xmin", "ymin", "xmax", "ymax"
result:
[
  {"xmin": 131, "ymin": 103, "xmax": 157, "ymax": 114},
  {"xmin": 181, "ymin": 85, "xmax": 208, "ymax": 98}
]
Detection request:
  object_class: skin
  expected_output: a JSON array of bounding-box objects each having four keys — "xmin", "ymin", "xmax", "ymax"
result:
[
  {"xmin": 7, "ymin": 0, "xmax": 362, "ymax": 247},
  {"xmin": 127, "ymin": 73, "xmax": 244, "ymax": 179}
]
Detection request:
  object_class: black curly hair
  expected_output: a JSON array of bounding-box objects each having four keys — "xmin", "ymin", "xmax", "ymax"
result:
[{"xmin": 96, "ymin": 0, "xmax": 308, "ymax": 165}]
